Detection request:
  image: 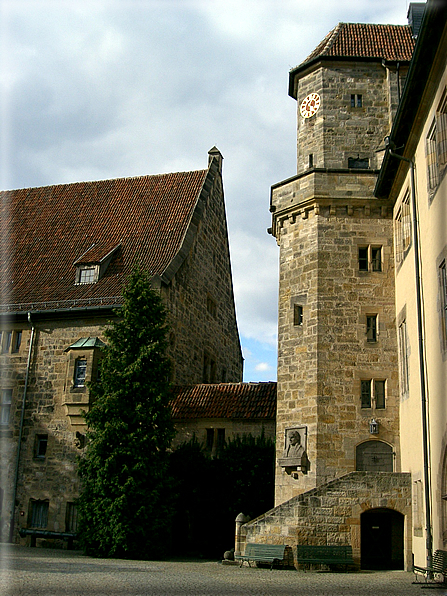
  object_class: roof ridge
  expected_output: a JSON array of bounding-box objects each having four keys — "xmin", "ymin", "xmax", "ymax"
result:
[{"xmin": 0, "ymin": 168, "xmax": 208, "ymax": 195}]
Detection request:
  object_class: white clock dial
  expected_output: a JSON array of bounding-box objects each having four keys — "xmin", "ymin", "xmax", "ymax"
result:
[{"xmin": 300, "ymin": 93, "xmax": 321, "ymax": 119}]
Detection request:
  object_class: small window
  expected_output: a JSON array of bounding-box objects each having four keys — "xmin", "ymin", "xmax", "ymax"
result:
[
  {"xmin": 351, "ymin": 94, "xmax": 363, "ymax": 108},
  {"xmin": 366, "ymin": 315, "xmax": 377, "ymax": 342},
  {"xmin": 30, "ymin": 500, "xmax": 49, "ymax": 529},
  {"xmin": 348, "ymin": 157, "xmax": 369, "ymax": 169},
  {"xmin": 358, "ymin": 247, "xmax": 369, "ymax": 271},
  {"xmin": 359, "ymin": 245, "xmax": 382, "ymax": 272},
  {"xmin": 308, "ymin": 154, "xmax": 314, "ymax": 168},
  {"xmin": 12, "ymin": 331, "xmax": 22, "ymax": 353},
  {"xmin": 361, "ymin": 380, "xmax": 372, "ymax": 408},
  {"xmin": 35, "ymin": 434, "xmax": 48, "ymax": 459},
  {"xmin": 74, "ymin": 359, "xmax": 87, "ymax": 387},
  {"xmin": 294, "ymin": 304, "xmax": 303, "ymax": 326},
  {"xmin": 375, "ymin": 380, "xmax": 386, "ymax": 409},
  {"xmin": 65, "ymin": 502, "xmax": 79, "ymax": 533},
  {"xmin": 0, "ymin": 389, "xmax": 12, "ymax": 425},
  {"xmin": 78, "ymin": 267, "xmax": 96, "ymax": 285},
  {"xmin": 203, "ymin": 353, "xmax": 216, "ymax": 383}
]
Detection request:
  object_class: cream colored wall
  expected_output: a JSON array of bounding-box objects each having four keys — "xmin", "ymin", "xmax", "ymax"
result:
[{"xmin": 393, "ymin": 58, "xmax": 447, "ymax": 566}]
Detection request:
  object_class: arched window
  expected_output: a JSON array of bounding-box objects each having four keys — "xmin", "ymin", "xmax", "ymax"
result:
[{"xmin": 356, "ymin": 441, "xmax": 393, "ymax": 472}]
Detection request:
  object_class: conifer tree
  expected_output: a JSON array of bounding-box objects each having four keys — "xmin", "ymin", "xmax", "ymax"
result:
[{"xmin": 77, "ymin": 266, "xmax": 175, "ymax": 559}]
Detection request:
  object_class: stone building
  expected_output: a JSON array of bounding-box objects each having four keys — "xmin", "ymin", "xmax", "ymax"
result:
[
  {"xmin": 375, "ymin": 0, "xmax": 447, "ymax": 570},
  {"xmin": 171, "ymin": 382, "xmax": 276, "ymax": 455},
  {"xmin": 241, "ymin": 10, "xmax": 423, "ymax": 571},
  {"xmin": 0, "ymin": 147, "xmax": 243, "ymax": 542}
]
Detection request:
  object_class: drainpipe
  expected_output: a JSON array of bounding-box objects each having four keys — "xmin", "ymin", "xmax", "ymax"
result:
[
  {"xmin": 9, "ymin": 312, "xmax": 35, "ymax": 543},
  {"xmin": 386, "ymin": 140, "xmax": 432, "ymax": 574}
]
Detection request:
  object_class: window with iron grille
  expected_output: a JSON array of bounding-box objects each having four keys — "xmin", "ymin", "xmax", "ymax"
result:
[{"xmin": 426, "ymin": 120, "xmax": 440, "ymax": 192}]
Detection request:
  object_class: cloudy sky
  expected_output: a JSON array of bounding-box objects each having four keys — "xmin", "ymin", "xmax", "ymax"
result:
[{"xmin": 1, "ymin": 0, "xmax": 411, "ymax": 382}]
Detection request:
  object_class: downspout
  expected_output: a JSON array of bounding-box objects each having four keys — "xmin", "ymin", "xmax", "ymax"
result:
[
  {"xmin": 387, "ymin": 142, "xmax": 432, "ymax": 574},
  {"xmin": 9, "ymin": 312, "xmax": 35, "ymax": 543}
]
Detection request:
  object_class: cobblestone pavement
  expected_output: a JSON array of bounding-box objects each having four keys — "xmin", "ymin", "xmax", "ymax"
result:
[{"xmin": 0, "ymin": 544, "xmax": 443, "ymax": 596}]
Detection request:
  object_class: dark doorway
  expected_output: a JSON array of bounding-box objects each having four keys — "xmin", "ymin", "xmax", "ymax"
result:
[{"xmin": 361, "ymin": 508, "xmax": 404, "ymax": 570}]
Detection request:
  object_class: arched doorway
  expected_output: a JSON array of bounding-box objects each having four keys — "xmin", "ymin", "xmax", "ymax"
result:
[
  {"xmin": 361, "ymin": 508, "xmax": 404, "ymax": 569},
  {"xmin": 356, "ymin": 440, "xmax": 394, "ymax": 471}
]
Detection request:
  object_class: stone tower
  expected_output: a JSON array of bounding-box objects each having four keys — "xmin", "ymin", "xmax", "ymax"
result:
[{"xmin": 270, "ymin": 23, "xmax": 415, "ymax": 505}]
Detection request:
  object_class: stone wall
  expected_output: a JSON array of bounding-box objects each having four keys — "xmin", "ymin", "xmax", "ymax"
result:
[{"xmin": 239, "ymin": 471, "xmax": 412, "ymax": 570}]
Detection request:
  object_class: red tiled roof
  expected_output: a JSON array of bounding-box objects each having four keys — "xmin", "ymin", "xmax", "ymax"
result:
[
  {"xmin": 301, "ymin": 23, "xmax": 415, "ymax": 66},
  {"xmin": 170, "ymin": 382, "xmax": 277, "ymax": 420},
  {"xmin": 0, "ymin": 169, "xmax": 208, "ymax": 312}
]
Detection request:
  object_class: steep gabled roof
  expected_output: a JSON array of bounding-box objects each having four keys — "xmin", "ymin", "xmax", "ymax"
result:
[
  {"xmin": 0, "ymin": 164, "xmax": 213, "ymax": 313},
  {"xmin": 170, "ymin": 382, "xmax": 277, "ymax": 420},
  {"xmin": 289, "ymin": 23, "xmax": 415, "ymax": 98}
]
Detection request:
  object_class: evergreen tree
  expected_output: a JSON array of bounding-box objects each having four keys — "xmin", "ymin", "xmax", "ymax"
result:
[{"xmin": 77, "ymin": 266, "xmax": 175, "ymax": 559}]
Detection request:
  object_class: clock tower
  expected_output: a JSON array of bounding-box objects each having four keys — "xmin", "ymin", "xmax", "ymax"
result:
[{"xmin": 270, "ymin": 23, "xmax": 415, "ymax": 505}]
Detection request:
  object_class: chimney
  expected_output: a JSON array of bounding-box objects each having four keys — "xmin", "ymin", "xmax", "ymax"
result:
[{"xmin": 407, "ymin": 2, "xmax": 426, "ymax": 38}]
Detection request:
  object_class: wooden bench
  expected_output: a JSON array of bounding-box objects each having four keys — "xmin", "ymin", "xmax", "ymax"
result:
[
  {"xmin": 296, "ymin": 545, "xmax": 354, "ymax": 571},
  {"xmin": 235, "ymin": 543, "xmax": 287, "ymax": 569},
  {"xmin": 413, "ymin": 550, "xmax": 447, "ymax": 584},
  {"xmin": 19, "ymin": 528, "xmax": 77, "ymax": 549}
]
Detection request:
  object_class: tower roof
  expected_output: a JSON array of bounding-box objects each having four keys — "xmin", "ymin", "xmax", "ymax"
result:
[{"xmin": 289, "ymin": 23, "xmax": 416, "ymax": 98}]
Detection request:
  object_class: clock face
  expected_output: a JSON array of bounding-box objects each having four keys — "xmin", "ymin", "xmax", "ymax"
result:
[{"xmin": 300, "ymin": 93, "xmax": 321, "ymax": 119}]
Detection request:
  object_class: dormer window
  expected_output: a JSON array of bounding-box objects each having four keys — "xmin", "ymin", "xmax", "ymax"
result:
[
  {"xmin": 77, "ymin": 266, "xmax": 98, "ymax": 285},
  {"xmin": 73, "ymin": 242, "xmax": 121, "ymax": 286}
]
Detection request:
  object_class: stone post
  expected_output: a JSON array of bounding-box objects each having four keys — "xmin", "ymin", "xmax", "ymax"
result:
[{"xmin": 235, "ymin": 512, "xmax": 249, "ymax": 556}]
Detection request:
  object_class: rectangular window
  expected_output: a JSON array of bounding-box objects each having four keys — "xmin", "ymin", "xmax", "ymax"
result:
[
  {"xmin": 0, "ymin": 389, "xmax": 12, "ymax": 425},
  {"xmin": 217, "ymin": 428, "xmax": 226, "ymax": 451},
  {"xmin": 35, "ymin": 434, "xmax": 48, "ymax": 459},
  {"xmin": 206, "ymin": 296, "xmax": 217, "ymax": 318},
  {"xmin": 78, "ymin": 267, "xmax": 96, "ymax": 284},
  {"xmin": 74, "ymin": 359, "xmax": 87, "ymax": 387},
  {"xmin": 398, "ymin": 319, "xmax": 410, "ymax": 395},
  {"xmin": 374, "ymin": 380, "xmax": 386, "ymax": 409},
  {"xmin": 426, "ymin": 120, "xmax": 440, "ymax": 192},
  {"xmin": 294, "ymin": 304, "xmax": 303, "ymax": 326},
  {"xmin": 371, "ymin": 247, "xmax": 382, "ymax": 272},
  {"xmin": 206, "ymin": 428, "xmax": 214, "ymax": 450},
  {"xmin": 366, "ymin": 315, "xmax": 377, "ymax": 342},
  {"xmin": 2, "ymin": 331, "xmax": 12, "ymax": 353},
  {"xmin": 361, "ymin": 380, "xmax": 372, "ymax": 408},
  {"xmin": 358, "ymin": 247, "xmax": 369, "ymax": 271},
  {"xmin": 30, "ymin": 500, "xmax": 49, "ymax": 529},
  {"xmin": 351, "ymin": 94, "xmax": 362, "ymax": 108},
  {"xmin": 359, "ymin": 246, "xmax": 382, "ymax": 272},
  {"xmin": 12, "ymin": 331, "xmax": 22, "ymax": 353},
  {"xmin": 65, "ymin": 502, "xmax": 79, "ymax": 533},
  {"xmin": 437, "ymin": 91, "xmax": 447, "ymax": 170},
  {"xmin": 441, "ymin": 260, "xmax": 447, "ymax": 349},
  {"xmin": 395, "ymin": 191, "xmax": 412, "ymax": 265}
]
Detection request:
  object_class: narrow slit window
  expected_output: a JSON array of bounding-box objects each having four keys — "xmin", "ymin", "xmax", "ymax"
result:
[
  {"xmin": 294, "ymin": 304, "xmax": 303, "ymax": 326},
  {"xmin": 74, "ymin": 359, "xmax": 87, "ymax": 387},
  {"xmin": 375, "ymin": 380, "xmax": 386, "ymax": 409},
  {"xmin": 359, "ymin": 247, "xmax": 369, "ymax": 271},
  {"xmin": 366, "ymin": 315, "xmax": 377, "ymax": 342},
  {"xmin": 361, "ymin": 380, "xmax": 372, "ymax": 408}
]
